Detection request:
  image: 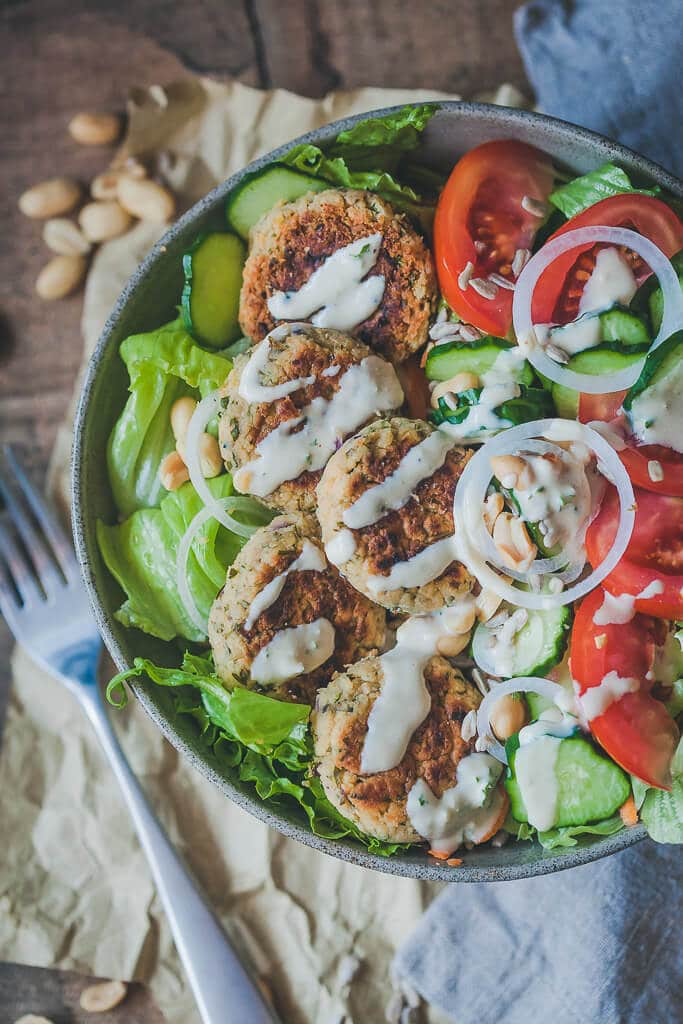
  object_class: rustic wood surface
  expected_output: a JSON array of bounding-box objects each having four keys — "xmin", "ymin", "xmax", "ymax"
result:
[{"xmin": 0, "ymin": 0, "xmax": 528, "ymax": 1017}]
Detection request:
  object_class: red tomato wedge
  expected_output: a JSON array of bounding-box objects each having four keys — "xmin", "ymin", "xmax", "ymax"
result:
[
  {"xmin": 434, "ymin": 140, "xmax": 554, "ymax": 336},
  {"xmin": 586, "ymin": 486, "xmax": 683, "ymax": 619},
  {"xmin": 531, "ymin": 194, "xmax": 683, "ymax": 324},
  {"xmin": 571, "ymin": 588, "xmax": 678, "ymax": 789}
]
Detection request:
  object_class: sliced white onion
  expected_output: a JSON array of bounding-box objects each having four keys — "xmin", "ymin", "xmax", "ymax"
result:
[
  {"xmin": 513, "ymin": 226, "xmax": 683, "ymax": 393},
  {"xmin": 453, "ymin": 419, "xmax": 636, "ymax": 610},
  {"xmin": 176, "ymin": 496, "xmax": 266, "ymax": 636},
  {"xmin": 476, "ymin": 677, "xmax": 570, "ymax": 763},
  {"xmin": 185, "ymin": 392, "xmax": 254, "ymax": 536}
]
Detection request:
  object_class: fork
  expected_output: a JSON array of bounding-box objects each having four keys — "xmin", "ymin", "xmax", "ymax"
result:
[{"xmin": 0, "ymin": 445, "xmax": 281, "ymax": 1024}]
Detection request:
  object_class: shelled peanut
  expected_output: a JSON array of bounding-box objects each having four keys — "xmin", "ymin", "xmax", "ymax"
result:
[
  {"xmin": 160, "ymin": 397, "xmax": 223, "ymax": 491},
  {"xmin": 17, "ymin": 106, "xmax": 177, "ymax": 301}
]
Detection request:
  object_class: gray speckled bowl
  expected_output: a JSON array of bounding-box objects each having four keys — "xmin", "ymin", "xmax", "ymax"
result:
[{"xmin": 72, "ymin": 102, "xmax": 682, "ymax": 882}]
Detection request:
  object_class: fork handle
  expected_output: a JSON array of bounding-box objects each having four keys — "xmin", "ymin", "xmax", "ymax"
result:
[{"xmin": 81, "ymin": 693, "xmax": 281, "ymax": 1024}]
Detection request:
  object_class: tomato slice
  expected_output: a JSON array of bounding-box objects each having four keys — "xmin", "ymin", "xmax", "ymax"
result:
[
  {"xmin": 531, "ymin": 195, "xmax": 683, "ymax": 324},
  {"xmin": 571, "ymin": 588, "xmax": 678, "ymax": 788},
  {"xmin": 434, "ymin": 140, "xmax": 554, "ymax": 336},
  {"xmin": 586, "ymin": 486, "xmax": 683, "ymax": 619}
]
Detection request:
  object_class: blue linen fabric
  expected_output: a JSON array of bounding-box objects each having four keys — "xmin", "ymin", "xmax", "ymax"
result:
[
  {"xmin": 394, "ymin": 840, "xmax": 683, "ymax": 1023},
  {"xmin": 394, "ymin": 3, "xmax": 682, "ymax": 1019},
  {"xmin": 513, "ymin": 0, "xmax": 682, "ymax": 177}
]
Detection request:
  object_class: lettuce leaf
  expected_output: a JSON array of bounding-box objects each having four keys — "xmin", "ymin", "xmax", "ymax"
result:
[
  {"xmin": 108, "ymin": 319, "xmax": 232, "ymax": 517},
  {"xmin": 97, "ymin": 475, "xmax": 270, "ymax": 642},
  {"xmin": 548, "ymin": 162, "xmax": 658, "ymax": 220},
  {"xmin": 504, "ymin": 813, "xmax": 625, "ymax": 849},
  {"xmin": 280, "ymin": 103, "xmax": 441, "ymax": 227},
  {"xmin": 108, "ymin": 653, "xmax": 409, "ymax": 857},
  {"xmin": 639, "ymin": 738, "xmax": 683, "ymax": 844}
]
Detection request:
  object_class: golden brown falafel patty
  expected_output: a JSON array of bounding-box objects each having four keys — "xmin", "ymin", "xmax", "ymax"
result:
[
  {"xmin": 316, "ymin": 417, "xmax": 476, "ymax": 614},
  {"xmin": 312, "ymin": 656, "xmax": 481, "ymax": 843},
  {"xmin": 208, "ymin": 513, "xmax": 386, "ymax": 704},
  {"xmin": 239, "ymin": 189, "xmax": 437, "ymax": 363},
  {"xmin": 218, "ymin": 324, "xmax": 401, "ymax": 514}
]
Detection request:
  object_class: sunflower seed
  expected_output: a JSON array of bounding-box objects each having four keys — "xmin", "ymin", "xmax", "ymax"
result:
[
  {"xmin": 458, "ymin": 260, "xmax": 474, "ymax": 290},
  {"xmin": 545, "ymin": 342, "xmax": 570, "ymax": 364},
  {"xmin": 474, "ymin": 239, "xmax": 487, "ymax": 254},
  {"xmin": 521, "ymin": 195, "xmax": 548, "ymax": 218},
  {"xmin": 461, "ymin": 709, "xmax": 478, "ymax": 741},
  {"xmin": 436, "ymin": 305, "xmax": 448, "ymax": 324},
  {"xmin": 469, "ymin": 277, "xmax": 498, "ymax": 299},
  {"xmin": 512, "ymin": 247, "xmax": 532, "ymax": 277},
  {"xmin": 459, "ymin": 323, "xmax": 485, "ymax": 342},
  {"xmin": 429, "ymin": 320, "xmax": 463, "ymax": 341},
  {"xmin": 488, "ymin": 272, "xmax": 515, "ymax": 290}
]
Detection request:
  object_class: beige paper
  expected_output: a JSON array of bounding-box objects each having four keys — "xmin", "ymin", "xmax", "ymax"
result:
[{"xmin": 3, "ymin": 77, "xmax": 526, "ymax": 1023}]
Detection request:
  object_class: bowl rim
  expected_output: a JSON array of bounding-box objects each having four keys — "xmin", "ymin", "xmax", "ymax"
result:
[{"xmin": 72, "ymin": 100, "xmax": 679, "ymax": 882}]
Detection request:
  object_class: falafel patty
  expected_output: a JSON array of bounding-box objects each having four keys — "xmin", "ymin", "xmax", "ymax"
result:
[
  {"xmin": 218, "ymin": 323, "xmax": 403, "ymax": 514},
  {"xmin": 312, "ymin": 656, "xmax": 481, "ymax": 844},
  {"xmin": 316, "ymin": 417, "xmax": 476, "ymax": 614},
  {"xmin": 208, "ymin": 512, "xmax": 386, "ymax": 704},
  {"xmin": 239, "ymin": 189, "xmax": 437, "ymax": 363}
]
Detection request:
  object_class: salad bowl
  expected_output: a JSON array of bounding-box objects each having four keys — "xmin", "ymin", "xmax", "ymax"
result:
[{"xmin": 72, "ymin": 102, "xmax": 682, "ymax": 882}]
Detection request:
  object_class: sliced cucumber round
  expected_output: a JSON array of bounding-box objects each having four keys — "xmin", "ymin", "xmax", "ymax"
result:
[
  {"xmin": 631, "ymin": 248, "xmax": 683, "ymax": 333},
  {"xmin": 506, "ymin": 735, "xmax": 630, "ymax": 828},
  {"xmin": 425, "ymin": 337, "xmax": 534, "ymax": 384},
  {"xmin": 181, "ymin": 232, "xmax": 246, "ymax": 349},
  {"xmin": 472, "ymin": 603, "xmax": 571, "ymax": 679},
  {"xmin": 226, "ymin": 164, "xmax": 327, "ymax": 239},
  {"xmin": 551, "ymin": 342, "xmax": 649, "ymax": 419},
  {"xmin": 623, "ymin": 330, "xmax": 683, "ymax": 448}
]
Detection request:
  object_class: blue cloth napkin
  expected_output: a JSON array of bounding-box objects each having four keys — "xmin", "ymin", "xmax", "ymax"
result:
[
  {"xmin": 394, "ymin": 839, "xmax": 682, "ymax": 1024},
  {"xmin": 514, "ymin": 0, "xmax": 682, "ymax": 177},
  {"xmin": 394, "ymin": 4, "xmax": 682, "ymax": 1020}
]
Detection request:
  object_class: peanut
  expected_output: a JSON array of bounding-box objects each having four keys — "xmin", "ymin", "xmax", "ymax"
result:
[
  {"xmin": 42, "ymin": 218, "xmax": 91, "ymax": 255},
  {"xmin": 19, "ymin": 177, "xmax": 81, "ymax": 219},
  {"xmin": 79, "ymin": 979, "xmax": 127, "ymax": 1012},
  {"xmin": 475, "ymin": 587, "xmax": 504, "ymax": 622},
  {"xmin": 68, "ymin": 111, "xmax": 121, "ymax": 146},
  {"xmin": 489, "ymin": 454, "xmax": 533, "ymax": 490},
  {"xmin": 117, "ymin": 175, "xmax": 175, "ymax": 222},
  {"xmin": 13, "ymin": 1017, "xmax": 55, "ymax": 1024},
  {"xmin": 78, "ymin": 201, "xmax": 132, "ymax": 242},
  {"xmin": 490, "ymin": 693, "xmax": 528, "ymax": 741},
  {"xmin": 35, "ymin": 254, "xmax": 87, "ymax": 300},
  {"xmin": 160, "ymin": 451, "xmax": 189, "ymax": 491},
  {"xmin": 170, "ymin": 396, "xmax": 197, "ymax": 444},
  {"xmin": 199, "ymin": 432, "xmax": 223, "ymax": 478},
  {"xmin": 492, "ymin": 512, "xmax": 537, "ymax": 571},
  {"xmin": 482, "ymin": 491, "xmax": 504, "ymax": 534},
  {"xmin": 90, "ymin": 171, "xmax": 122, "ymax": 200},
  {"xmin": 430, "ymin": 371, "xmax": 480, "ymax": 409},
  {"xmin": 436, "ymin": 632, "xmax": 470, "ymax": 658}
]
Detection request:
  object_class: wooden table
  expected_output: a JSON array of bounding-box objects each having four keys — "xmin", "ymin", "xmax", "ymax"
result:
[{"xmin": 0, "ymin": 0, "xmax": 528, "ymax": 1016}]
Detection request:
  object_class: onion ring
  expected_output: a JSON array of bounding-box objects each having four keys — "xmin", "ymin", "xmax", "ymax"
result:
[{"xmin": 476, "ymin": 676, "xmax": 573, "ymax": 763}]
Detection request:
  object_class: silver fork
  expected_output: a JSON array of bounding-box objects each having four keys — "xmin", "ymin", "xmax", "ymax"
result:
[{"xmin": 0, "ymin": 445, "xmax": 280, "ymax": 1024}]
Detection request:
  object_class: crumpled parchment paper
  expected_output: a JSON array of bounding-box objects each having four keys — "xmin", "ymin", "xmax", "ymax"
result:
[{"xmin": 1, "ymin": 77, "xmax": 526, "ymax": 1024}]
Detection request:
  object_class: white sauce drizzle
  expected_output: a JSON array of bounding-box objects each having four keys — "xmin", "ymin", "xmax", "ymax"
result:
[
  {"xmin": 437, "ymin": 348, "xmax": 527, "ymax": 444},
  {"xmin": 592, "ymin": 580, "xmax": 664, "ymax": 626},
  {"xmin": 510, "ymin": 450, "xmax": 592, "ymax": 550},
  {"xmin": 324, "ymin": 529, "xmax": 357, "ymax": 566},
  {"xmin": 267, "ymin": 233, "xmax": 386, "ymax": 331},
  {"xmin": 514, "ymin": 735, "xmax": 562, "ymax": 831},
  {"xmin": 233, "ymin": 356, "xmax": 403, "ymax": 497},
  {"xmin": 244, "ymin": 539, "xmax": 326, "ymax": 630},
  {"xmin": 628, "ymin": 356, "xmax": 683, "ymax": 453},
  {"xmin": 536, "ymin": 247, "xmax": 638, "ymax": 358},
  {"xmin": 366, "ymin": 535, "xmax": 456, "ymax": 595},
  {"xmin": 406, "ymin": 753, "xmax": 504, "ymax": 854},
  {"xmin": 578, "ymin": 670, "xmax": 639, "ymax": 722},
  {"xmin": 250, "ymin": 618, "xmax": 335, "ymax": 685},
  {"xmin": 360, "ymin": 596, "xmax": 477, "ymax": 774},
  {"xmin": 238, "ymin": 333, "xmax": 315, "ymax": 403},
  {"xmin": 343, "ymin": 430, "xmax": 454, "ymax": 530}
]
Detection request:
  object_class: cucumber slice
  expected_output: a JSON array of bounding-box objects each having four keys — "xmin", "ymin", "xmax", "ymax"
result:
[
  {"xmin": 425, "ymin": 338, "xmax": 534, "ymax": 384},
  {"xmin": 551, "ymin": 343, "xmax": 649, "ymax": 419},
  {"xmin": 525, "ymin": 691, "xmax": 554, "ymax": 720},
  {"xmin": 506, "ymin": 735, "xmax": 630, "ymax": 827},
  {"xmin": 623, "ymin": 330, "xmax": 683, "ymax": 446},
  {"xmin": 226, "ymin": 165, "xmax": 327, "ymax": 239},
  {"xmin": 631, "ymin": 249, "xmax": 683, "ymax": 333},
  {"xmin": 598, "ymin": 307, "xmax": 650, "ymax": 347},
  {"xmin": 472, "ymin": 604, "xmax": 571, "ymax": 678},
  {"xmin": 181, "ymin": 232, "xmax": 246, "ymax": 349}
]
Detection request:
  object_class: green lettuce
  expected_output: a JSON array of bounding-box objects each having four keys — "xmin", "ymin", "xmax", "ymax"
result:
[
  {"xmin": 280, "ymin": 103, "xmax": 441, "ymax": 227},
  {"xmin": 108, "ymin": 653, "xmax": 409, "ymax": 857},
  {"xmin": 108, "ymin": 319, "xmax": 232, "ymax": 517},
  {"xmin": 549, "ymin": 162, "xmax": 658, "ymax": 220},
  {"xmin": 639, "ymin": 738, "xmax": 683, "ymax": 844},
  {"xmin": 504, "ymin": 814, "xmax": 625, "ymax": 849},
  {"xmin": 97, "ymin": 475, "xmax": 271, "ymax": 642}
]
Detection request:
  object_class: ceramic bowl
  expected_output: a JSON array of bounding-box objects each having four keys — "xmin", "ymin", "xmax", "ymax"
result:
[{"xmin": 72, "ymin": 102, "xmax": 682, "ymax": 881}]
